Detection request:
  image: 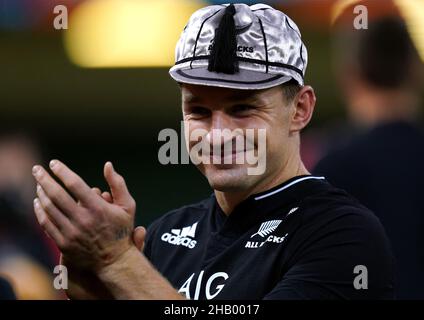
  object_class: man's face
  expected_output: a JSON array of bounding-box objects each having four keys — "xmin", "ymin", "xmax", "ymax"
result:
[{"xmin": 181, "ymin": 83, "xmax": 296, "ymax": 193}]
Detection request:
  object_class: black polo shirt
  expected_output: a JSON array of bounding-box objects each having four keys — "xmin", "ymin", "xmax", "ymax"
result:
[
  {"xmin": 313, "ymin": 121, "xmax": 424, "ymax": 299},
  {"xmin": 144, "ymin": 175, "xmax": 395, "ymax": 300}
]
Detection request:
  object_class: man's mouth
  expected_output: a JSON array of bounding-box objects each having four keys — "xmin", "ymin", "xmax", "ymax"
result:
[{"xmin": 205, "ymin": 147, "xmax": 255, "ymax": 164}]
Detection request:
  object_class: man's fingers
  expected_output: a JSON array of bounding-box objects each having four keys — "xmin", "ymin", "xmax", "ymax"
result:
[
  {"xmin": 33, "ymin": 198, "xmax": 64, "ymax": 247},
  {"xmin": 92, "ymin": 187, "xmax": 102, "ymax": 196},
  {"xmin": 104, "ymin": 162, "xmax": 136, "ymax": 214},
  {"xmin": 133, "ymin": 226, "xmax": 146, "ymax": 252},
  {"xmin": 92, "ymin": 187, "xmax": 113, "ymax": 203},
  {"xmin": 48, "ymin": 160, "xmax": 97, "ymax": 206},
  {"xmin": 32, "ymin": 165, "xmax": 78, "ymax": 218},
  {"xmin": 36, "ymin": 184, "xmax": 73, "ymax": 232},
  {"xmin": 101, "ymin": 191, "xmax": 113, "ymax": 203}
]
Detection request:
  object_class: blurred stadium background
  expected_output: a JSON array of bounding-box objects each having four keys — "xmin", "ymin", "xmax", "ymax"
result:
[{"xmin": 0, "ymin": 0, "xmax": 423, "ymax": 299}]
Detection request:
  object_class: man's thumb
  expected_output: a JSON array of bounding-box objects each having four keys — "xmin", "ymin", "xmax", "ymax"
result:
[
  {"xmin": 133, "ymin": 226, "xmax": 146, "ymax": 252},
  {"xmin": 104, "ymin": 162, "xmax": 136, "ymax": 213}
]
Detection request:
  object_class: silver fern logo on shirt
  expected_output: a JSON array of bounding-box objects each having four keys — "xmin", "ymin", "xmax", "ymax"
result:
[
  {"xmin": 250, "ymin": 220, "xmax": 282, "ymax": 238},
  {"xmin": 246, "ymin": 219, "xmax": 287, "ymax": 249},
  {"xmin": 161, "ymin": 221, "xmax": 198, "ymax": 249}
]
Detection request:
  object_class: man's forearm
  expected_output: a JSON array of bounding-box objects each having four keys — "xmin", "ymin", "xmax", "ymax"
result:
[{"xmin": 96, "ymin": 246, "xmax": 185, "ymax": 300}]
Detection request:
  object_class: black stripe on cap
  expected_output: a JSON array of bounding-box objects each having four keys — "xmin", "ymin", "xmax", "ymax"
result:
[
  {"xmin": 190, "ymin": 8, "xmax": 223, "ymax": 69},
  {"xmin": 175, "ymin": 69, "xmax": 285, "ymax": 85},
  {"xmin": 258, "ymin": 18, "xmax": 269, "ymax": 73},
  {"xmin": 175, "ymin": 55, "xmax": 304, "ymax": 79}
]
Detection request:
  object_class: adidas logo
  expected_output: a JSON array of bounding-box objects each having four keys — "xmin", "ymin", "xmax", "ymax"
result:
[
  {"xmin": 171, "ymin": 222, "xmax": 197, "ymax": 238},
  {"xmin": 250, "ymin": 220, "xmax": 282, "ymax": 238},
  {"xmin": 161, "ymin": 222, "xmax": 198, "ymax": 249}
]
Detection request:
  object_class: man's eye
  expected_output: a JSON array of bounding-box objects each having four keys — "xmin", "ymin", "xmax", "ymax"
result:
[
  {"xmin": 190, "ymin": 106, "xmax": 211, "ymax": 117},
  {"xmin": 231, "ymin": 104, "xmax": 254, "ymax": 114}
]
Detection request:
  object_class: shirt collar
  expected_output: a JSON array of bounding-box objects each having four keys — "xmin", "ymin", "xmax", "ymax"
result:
[{"xmin": 210, "ymin": 175, "xmax": 327, "ymax": 238}]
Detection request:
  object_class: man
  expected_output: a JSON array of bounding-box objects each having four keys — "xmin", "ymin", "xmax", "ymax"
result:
[
  {"xmin": 0, "ymin": 132, "xmax": 60, "ymax": 299},
  {"xmin": 0, "ymin": 276, "xmax": 16, "ymax": 300},
  {"xmin": 32, "ymin": 3, "xmax": 394, "ymax": 299},
  {"xmin": 314, "ymin": 12, "xmax": 424, "ymax": 299}
]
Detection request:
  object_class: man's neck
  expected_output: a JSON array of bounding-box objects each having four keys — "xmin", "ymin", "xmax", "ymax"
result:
[
  {"xmin": 349, "ymin": 88, "xmax": 419, "ymax": 127},
  {"xmin": 215, "ymin": 160, "xmax": 309, "ymax": 215}
]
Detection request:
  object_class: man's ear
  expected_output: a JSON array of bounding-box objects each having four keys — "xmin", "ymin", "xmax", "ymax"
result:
[{"xmin": 289, "ymin": 85, "xmax": 316, "ymax": 133}]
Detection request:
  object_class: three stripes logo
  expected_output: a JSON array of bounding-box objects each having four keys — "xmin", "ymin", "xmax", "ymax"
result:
[
  {"xmin": 250, "ymin": 220, "xmax": 282, "ymax": 238},
  {"xmin": 161, "ymin": 222, "xmax": 198, "ymax": 249},
  {"xmin": 171, "ymin": 222, "xmax": 198, "ymax": 238}
]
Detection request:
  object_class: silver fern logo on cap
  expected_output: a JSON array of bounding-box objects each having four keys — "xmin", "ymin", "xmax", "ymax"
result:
[{"xmin": 251, "ymin": 220, "xmax": 282, "ymax": 238}]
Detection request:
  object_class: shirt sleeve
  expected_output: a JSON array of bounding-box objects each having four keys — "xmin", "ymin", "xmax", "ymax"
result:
[
  {"xmin": 264, "ymin": 207, "xmax": 395, "ymax": 300},
  {"xmin": 143, "ymin": 218, "xmax": 162, "ymax": 261}
]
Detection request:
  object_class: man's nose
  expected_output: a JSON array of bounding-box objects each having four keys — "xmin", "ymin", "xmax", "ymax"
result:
[
  {"xmin": 210, "ymin": 111, "xmax": 232, "ymax": 131},
  {"xmin": 205, "ymin": 111, "xmax": 234, "ymax": 145}
]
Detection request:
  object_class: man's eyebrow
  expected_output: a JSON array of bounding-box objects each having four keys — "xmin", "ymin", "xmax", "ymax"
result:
[
  {"xmin": 183, "ymin": 95, "xmax": 201, "ymax": 104},
  {"xmin": 227, "ymin": 90, "xmax": 260, "ymax": 101},
  {"xmin": 229, "ymin": 93, "xmax": 267, "ymax": 106}
]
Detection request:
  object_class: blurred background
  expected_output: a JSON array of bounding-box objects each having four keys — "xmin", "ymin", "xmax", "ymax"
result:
[{"xmin": 0, "ymin": 0, "xmax": 423, "ymax": 299}]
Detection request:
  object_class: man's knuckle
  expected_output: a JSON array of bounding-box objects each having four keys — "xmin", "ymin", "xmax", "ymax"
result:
[
  {"xmin": 67, "ymin": 177, "xmax": 80, "ymax": 190},
  {"xmin": 90, "ymin": 202, "xmax": 104, "ymax": 215},
  {"xmin": 47, "ymin": 188, "xmax": 61, "ymax": 203},
  {"xmin": 79, "ymin": 215, "xmax": 94, "ymax": 230},
  {"xmin": 129, "ymin": 198, "xmax": 136, "ymax": 212},
  {"xmin": 67, "ymin": 229, "xmax": 79, "ymax": 243},
  {"xmin": 44, "ymin": 199, "xmax": 55, "ymax": 212},
  {"xmin": 39, "ymin": 216, "xmax": 48, "ymax": 228}
]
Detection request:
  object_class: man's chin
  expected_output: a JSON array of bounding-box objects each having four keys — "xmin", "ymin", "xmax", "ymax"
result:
[{"xmin": 204, "ymin": 166, "xmax": 253, "ymax": 192}]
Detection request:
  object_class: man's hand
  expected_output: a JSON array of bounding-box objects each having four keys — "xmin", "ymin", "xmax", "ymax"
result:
[
  {"xmin": 61, "ymin": 226, "xmax": 146, "ymax": 300},
  {"xmin": 32, "ymin": 160, "xmax": 137, "ymax": 270},
  {"xmin": 32, "ymin": 160, "xmax": 182, "ymax": 300}
]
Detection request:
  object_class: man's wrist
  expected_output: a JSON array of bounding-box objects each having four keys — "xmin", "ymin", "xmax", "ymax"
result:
[
  {"xmin": 95, "ymin": 246, "xmax": 184, "ymax": 299},
  {"xmin": 96, "ymin": 245, "xmax": 142, "ymax": 285},
  {"xmin": 93, "ymin": 245, "xmax": 142, "ymax": 299}
]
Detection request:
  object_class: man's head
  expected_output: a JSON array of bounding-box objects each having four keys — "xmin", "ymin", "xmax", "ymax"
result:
[
  {"xmin": 333, "ymin": 8, "xmax": 422, "ymax": 125},
  {"xmin": 180, "ymin": 81, "xmax": 315, "ymax": 193},
  {"xmin": 170, "ymin": 3, "xmax": 315, "ymax": 193}
]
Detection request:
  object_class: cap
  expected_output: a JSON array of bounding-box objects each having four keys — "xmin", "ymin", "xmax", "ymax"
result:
[{"xmin": 169, "ymin": 3, "xmax": 308, "ymax": 90}]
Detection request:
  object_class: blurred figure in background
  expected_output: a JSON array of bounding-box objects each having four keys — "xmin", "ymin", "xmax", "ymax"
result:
[
  {"xmin": 0, "ymin": 276, "xmax": 16, "ymax": 300},
  {"xmin": 314, "ymin": 7, "xmax": 424, "ymax": 299},
  {"xmin": 0, "ymin": 131, "xmax": 60, "ymax": 299}
]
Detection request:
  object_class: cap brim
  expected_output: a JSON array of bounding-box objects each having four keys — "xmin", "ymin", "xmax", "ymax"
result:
[{"xmin": 169, "ymin": 67, "xmax": 292, "ymax": 90}]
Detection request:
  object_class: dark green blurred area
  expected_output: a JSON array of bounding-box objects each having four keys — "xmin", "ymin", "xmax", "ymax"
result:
[{"xmin": 0, "ymin": 29, "xmax": 344, "ymax": 226}]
